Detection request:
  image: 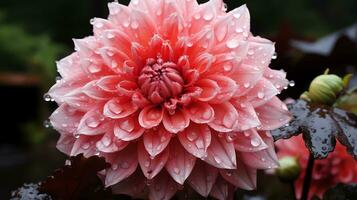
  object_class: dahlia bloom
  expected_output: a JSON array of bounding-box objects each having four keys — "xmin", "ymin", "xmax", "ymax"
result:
[
  {"xmin": 276, "ymin": 135, "xmax": 357, "ymax": 199},
  {"xmin": 47, "ymin": 0, "xmax": 291, "ymax": 199}
]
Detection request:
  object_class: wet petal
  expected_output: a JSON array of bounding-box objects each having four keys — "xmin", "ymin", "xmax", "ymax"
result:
[
  {"xmin": 178, "ymin": 123, "xmax": 211, "ymax": 158},
  {"xmin": 139, "ymin": 105, "xmax": 164, "ymax": 129},
  {"xmin": 187, "ymin": 160, "xmax": 218, "ymax": 197},
  {"xmin": 163, "ymin": 109, "xmax": 190, "ymax": 134},
  {"xmin": 165, "ymin": 139, "xmax": 196, "ymax": 184},
  {"xmin": 103, "ymin": 97, "xmax": 138, "ymax": 119},
  {"xmin": 204, "ymin": 133, "xmax": 237, "ymax": 169},
  {"xmin": 143, "ymin": 126, "xmax": 172, "ymax": 157},
  {"xmin": 138, "ymin": 141, "xmax": 169, "ymax": 179},
  {"xmin": 105, "ymin": 144, "xmax": 138, "ymax": 186},
  {"xmin": 208, "ymin": 102, "xmax": 239, "ymax": 132},
  {"xmin": 186, "ymin": 102, "xmax": 215, "ymax": 124}
]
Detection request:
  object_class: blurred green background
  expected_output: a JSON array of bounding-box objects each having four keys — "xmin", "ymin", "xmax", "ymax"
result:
[{"xmin": 0, "ymin": 0, "xmax": 356, "ymax": 199}]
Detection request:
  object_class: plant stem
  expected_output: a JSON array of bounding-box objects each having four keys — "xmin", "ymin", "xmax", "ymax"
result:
[
  {"xmin": 301, "ymin": 154, "xmax": 315, "ymax": 200},
  {"xmin": 291, "ymin": 182, "xmax": 297, "ymax": 200}
]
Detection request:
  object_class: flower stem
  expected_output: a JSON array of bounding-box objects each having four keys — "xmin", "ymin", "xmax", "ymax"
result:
[
  {"xmin": 291, "ymin": 182, "xmax": 297, "ymax": 200},
  {"xmin": 301, "ymin": 154, "xmax": 315, "ymax": 200}
]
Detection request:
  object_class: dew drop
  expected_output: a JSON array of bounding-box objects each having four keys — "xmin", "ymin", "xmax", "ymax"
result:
[
  {"xmin": 224, "ymin": 64, "xmax": 233, "ymax": 72},
  {"xmin": 233, "ymin": 12, "xmax": 241, "ymax": 19},
  {"xmin": 187, "ymin": 131, "xmax": 198, "ymax": 142},
  {"xmin": 226, "ymin": 171, "xmax": 232, "ymax": 176},
  {"xmin": 251, "ymin": 138, "xmax": 261, "ymax": 147},
  {"xmin": 131, "ymin": 21, "xmax": 139, "ymax": 29},
  {"xmin": 112, "ymin": 164, "xmax": 118, "ymax": 170},
  {"xmin": 86, "ymin": 117, "xmax": 100, "ymax": 128},
  {"xmin": 226, "ymin": 38, "xmax": 240, "ymax": 49},
  {"xmin": 272, "ymin": 52, "xmax": 277, "ymax": 59},
  {"xmin": 289, "ymin": 80, "xmax": 295, "ymax": 87},
  {"xmin": 43, "ymin": 93, "xmax": 53, "ymax": 102},
  {"xmin": 43, "ymin": 120, "xmax": 52, "ymax": 128},
  {"xmin": 244, "ymin": 82, "xmax": 250, "ymax": 88},
  {"xmin": 88, "ymin": 65, "xmax": 101, "ymax": 73},
  {"xmin": 203, "ymin": 12, "xmax": 214, "ymax": 21},
  {"xmin": 214, "ymin": 156, "xmax": 222, "ymax": 164},
  {"xmin": 82, "ymin": 143, "xmax": 90, "ymax": 150},
  {"xmin": 257, "ymin": 92, "xmax": 265, "ymax": 99},
  {"xmin": 235, "ymin": 27, "xmax": 243, "ymax": 33},
  {"xmin": 193, "ymin": 13, "xmax": 201, "ymax": 20}
]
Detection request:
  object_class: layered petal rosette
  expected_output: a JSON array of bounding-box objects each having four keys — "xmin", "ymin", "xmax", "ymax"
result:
[
  {"xmin": 276, "ymin": 135, "xmax": 357, "ymax": 200},
  {"xmin": 47, "ymin": 0, "xmax": 291, "ymax": 199}
]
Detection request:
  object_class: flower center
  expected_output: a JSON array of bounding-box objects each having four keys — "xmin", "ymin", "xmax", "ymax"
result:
[{"xmin": 138, "ymin": 58, "xmax": 184, "ymax": 104}]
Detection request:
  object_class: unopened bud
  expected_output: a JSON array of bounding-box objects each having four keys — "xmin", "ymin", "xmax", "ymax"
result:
[
  {"xmin": 302, "ymin": 72, "xmax": 344, "ymax": 105},
  {"xmin": 276, "ymin": 156, "xmax": 301, "ymax": 182}
]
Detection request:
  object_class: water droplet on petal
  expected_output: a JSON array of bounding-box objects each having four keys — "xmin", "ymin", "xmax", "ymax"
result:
[
  {"xmin": 43, "ymin": 93, "xmax": 53, "ymax": 102},
  {"xmin": 187, "ymin": 131, "xmax": 198, "ymax": 142},
  {"xmin": 82, "ymin": 143, "xmax": 90, "ymax": 150},
  {"xmin": 289, "ymin": 80, "xmax": 295, "ymax": 87},
  {"xmin": 86, "ymin": 117, "xmax": 101, "ymax": 128},
  {"xmin": 226, "ymin": 38, "xmax": 240, "ymax": 49},
  {"xmin": 43, "ymin": 120, "xmax": 52, "ymax": 128},
  {"xmin": 233, "ymin": 12, "xmax": 241, "ymax": 19},
  {"xmin": 251, "ymin": 137, "xmax": 261, "ymax": 147},
  {"xmin": 112, "ymin": 164, "xmax": 118, "ymax": 170},
  {"xmin": 272, "ymin": 52, "xmax": 277, "ymax": 59},
  {"xmin": 203, "ymin": 12, "xmax": 214, "ymax": 21},
  {"xmin": 257, "ymin": 92, "xmax": 265, "ymax": 99},
  {"xmin": 244, "ymin": 82, "xmax": 250, "ymax": 88}
]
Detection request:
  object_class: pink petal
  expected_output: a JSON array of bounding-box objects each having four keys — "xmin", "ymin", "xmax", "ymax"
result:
[
  {"xmin": 70, "ymin": 135, "xmax": 101, "ymax": 157},
  {"xmin": 56, "ymin": 53, "xmax": 87, "ymax": 81},
  {"xmin": 103, "ymin": 97, "xmax": 138, "ymax": 119},
  {"xmin": 239, "ymin": 132, "xmax": 279, "ymax": 169},
  {"xmin": 209, "ymin": 176, "xmax": 235, "ymax": 200},
  {"xmin": 244, "ymin": 36, "xmax": 275, "ymax": 68},
  {"xmin": 204, "ymin": 132, "xmax": 237, "ymax": 169},
  {"xmin": 50, "ymin": 104, "xmax": 84, "ymax": 134},
  {"xmin": 162, "ymin": 109, "xmax": 190, "ymax": 134},
  {"xmin": 255, "ymin": 97, "xmax": 291, "ymax": 130},
  {"xmin": 206, "ymin": 75, "xmax": 237, "ymax": 104},
  {"xmin": 220, "ymin": 159, "xmax": 257, "ymax": 190},
  {"xmin": 56, "ymin": 134, "xmax": 75, "ymax": 155},
  {"xmin": 96, "ymin": 131, "xmax": 129, "ymax": 153},
  {"xmin": 82, "ymin": 80, "xmax": 112, "ymax": 100},
  {"xmin": 196, "ymin": 78, "xmax": 220, "ymax": 102},
  {"xmin": 148, "ymin": 171, "xmax": 178, "ymax": 200},
  {"xmin": 213, "ymin": 5, "xmax": 250, "ymax": 44},
  {"xmin": 61, "ymin": 90, "xmax": 97, "ymax": 112},
  {"xmin": 76, "ymin": 107, "xmax": 110, "ymax": 136},
  {"xmin": 233, "ymin": 130, "xmax": 268, "ymax": 152},
  {"xmin": 192, "ymin": 52, "xmax": 215, "ymax": 73},
  {"xmin": 96, "ymin": 75, "xmax": 122, "ymax": 92},
  {"xmin": 111, "ymin": 169, "xmax": 147, "ymax": 199},
  {"xmin": 114, "ymin": 114, "xmax": 145, "ymax": 141},
  {"xmin": 138, "ymin": 141, "xmax": 169, "ymax": 179},
  {"xmin": 139, "ymin": 105, "xmax": 164, "ymax": 129},
  {"xmin": 208, "ymin": 102, "xmax": 239, "ymax": 132},
  {"xmin": 143, "ymin": 126, "xmax": 172, "ymax": 157},
  {"xmin": 187, "ymin": 160, "xmax": 218, "ymax": 197},
  {"xmin": 231, "ymin": 102, "xmax": 260, "ymax": 131},
  {"xmin": 165, "ymin": 139, "xmax": 196, "ymax": 184},
  {"xmin": 242, "ymin": 78, "xmax": 279, "ymax": 107},
  {"xmin": 186, "ymin": 101, "xmax": 214, "ymax": 124},
  {"xmin": 231, "ymin": 63, "xmax": 264, "ymax": 97},
  {"xmin": 264, "ymin": 68, "xmax": 289, "ymax": 92},
  {"xmin": 178, "ymin": 123, "xmax": 211, "ymax": 158},
  {"xmin": 105, "ymin": 144, "xmax": 139, "ymax": 186}
]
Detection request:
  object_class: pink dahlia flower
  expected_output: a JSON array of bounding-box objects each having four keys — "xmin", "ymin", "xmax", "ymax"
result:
[
  {"xmin": 47, "ymin": 0, "xmax": 291, "ymax": 199},
  {"xmin": 276, "ymin": 135, "xmax": 357, "ymax": 200}
]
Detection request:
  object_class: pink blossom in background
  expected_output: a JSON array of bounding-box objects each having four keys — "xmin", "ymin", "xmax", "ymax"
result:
[
  {"xmin": 276, "ymin": 135, "xmax": 357, "ymax": 200},
  {"xmin": 47, "ymin": 0, "xmax": 291, "ymax": 199}
]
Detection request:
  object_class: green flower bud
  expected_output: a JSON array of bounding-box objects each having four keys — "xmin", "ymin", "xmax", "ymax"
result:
[
  {"xmin": 306, "ymin": 74, "xmax": 344, "ymax": 105},
  {"xmin": 276, "ymin": 156, "xmax": 301, "ymax": 182}
]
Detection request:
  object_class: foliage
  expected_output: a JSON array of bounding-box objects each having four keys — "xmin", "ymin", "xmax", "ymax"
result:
[
  {"xmin": 272, "ymin": 99, "xmax": 357, "ymax": 159},
  {"xmin": 39, "ymin": 154, "xmax": 112, "ymax": 200}
]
